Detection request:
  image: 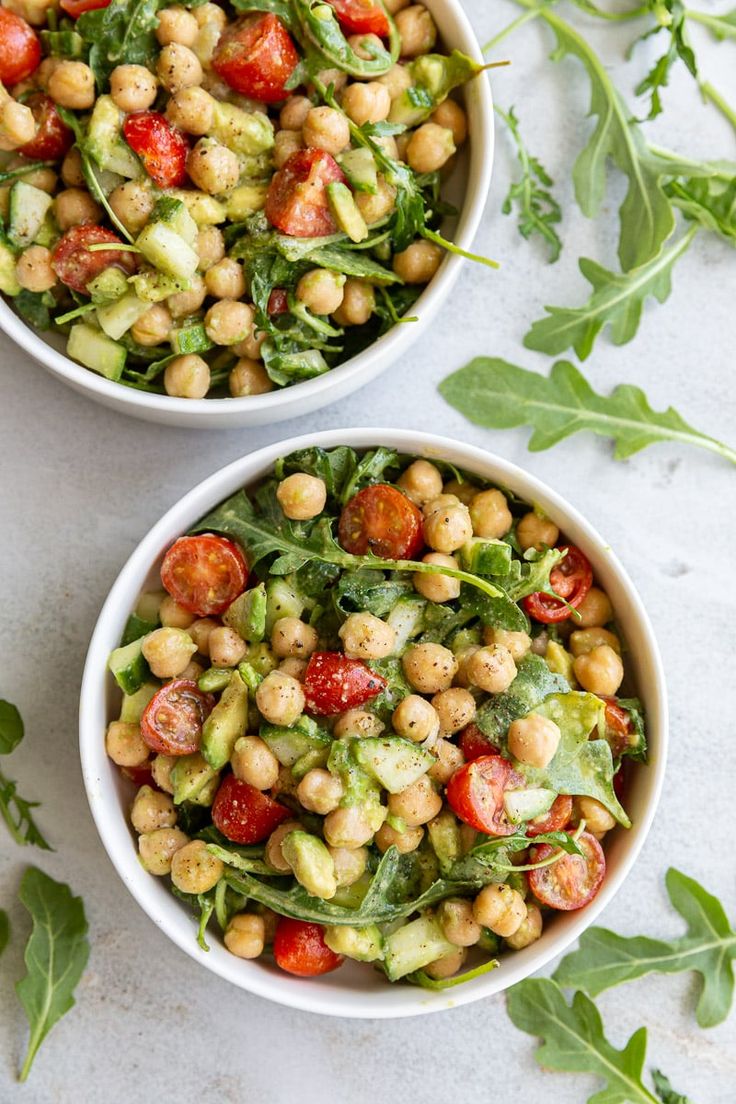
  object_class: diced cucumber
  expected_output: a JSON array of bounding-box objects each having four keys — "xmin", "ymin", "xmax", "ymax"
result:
[
  {"xmin": 265, "ymin": 578, "xmax": 304, "ymax": 634},
  {"xmin": 387, "ymin": 596, "xmax": 425, "ymax": 655},
  {"xmin": 108, "ymin": 636, "xmax": 151, "ymax": 695},
  {"xmin": 167, "ymin": 189, "xmax": 227, "ymax": 225},
  {"xmin": 384, "ymin": 915, "xmax": 456, "ymax": 981},
  {"xmin": 225, "ymin": 183, "xmax": 268, "ymax": 221},
  {"xmin": 0, "ymin": 242, "xmax": 20, "ymax": 295},
  {"xmin": 121, "ymin": 612, "xmax": 158, "ymax": 646},
  {"xmin": 170, "ymin": 322, "xmax": 213, "ymax": 356},
  {"xmin": 223, "ymin": 583, "xmax": 267, "ymax": 643},
  {"xmin": 260, "ymin": 716, "xmax": 330, "ymax": 767},
  {"xmin": 209, "ymin": 102, "xmax": 274, "ymax": 155},
  {"xmin": 8, "ymin": 182, "xmax": 53, "ymax": 248},
  {"xmin": 171, "ymin": 752, "xmax": 219, "ymax": 806},
  {"xmin": 119, "ymin": 681, "xmax": 159, "ymax": 724},
  {"xmin": 327, "ymin": 182, "xmax": 368, "ymax": 243},
  {"xmin": 135, "ymin": 222, "xmax": 199, "ymax": 280},
  {"xmin": 151, "ymin": 196, "xmax": 198, "ymax": 245},
  {"xmin": 87, "ymin": 95, "xmax": 141, "ymax": 178},
  {"xmin": 352, "ymin": 737, "xmax": 434, "ymax": 794},
  {"xmin": 460, "ymin": 538, "xmax": 512, "ymax": 576},
  {"xmin": 201, "ymin": 671, "xmax": 248, "ymax": 770},
  {"xmin": 503, "ymin": 787, "xmax": 557, "ymax": 824},
  {"xmin": 88, "ymin": 266, "xmax": 130, "ymax": 305},
  {"xmin": 130, "ymin": 270, "xmax": 191, "ymax": 303},
  {"xmin": 96, "ymin": 292, "xmax": 150, "ymax": 340},
  {"xmin": 67, "ymin": 323, "xmax": 127, "ymax": 381},
  {"xmin": 338, "ymin": 148, "xmax": 378, "ymax": 194}
]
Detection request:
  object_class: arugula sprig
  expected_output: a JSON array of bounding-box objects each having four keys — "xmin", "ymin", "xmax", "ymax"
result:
[
  {"xmin": 496, "ymin": 105, "xmax": 563, "ymax": 262},
  {"xmin": 0, "ymin": 700, "xmax": 52, "ymax": 851},
  {"xmin": 630, "ymin": 0, "xmax": 697, "ymax": 121}
]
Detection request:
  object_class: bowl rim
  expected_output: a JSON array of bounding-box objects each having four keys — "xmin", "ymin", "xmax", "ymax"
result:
[
  {"xmin": 80, "ymin": 428, "xmax": 668, "ymax": 1019},
  {"xmin": 0, "ymin": 0, "xmax": 494, "ymax": 423}
]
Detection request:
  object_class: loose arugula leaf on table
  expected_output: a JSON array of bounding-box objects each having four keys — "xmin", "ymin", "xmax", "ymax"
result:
[
  {"xmin": 555, "ymin": 868, "xmax": 736, "ymax": 1027},
  {"xmin": 687, "ymin": 6, "xmax": 736, "ymax": 41},
  {"xmin": 16, "ymin": 867, "xmax": 90, "ymax": 1082},
  {"xmin": 506, "ymin": 978, "xmax": 692, "ymax": 1104},
  {"xmin": 523, "ymin": 225, "xmax": 698, "ymax": 359},
  {"xmin": 0, "ymin": 699, "xmax": 51, "ymax": 850},
  {"xmin": 665, "ymin": 176, "xmax": 736, "ymax": 244},
  {"xmin": 652, "ymin": 1069, "xmax": 693, "ymax": 1104},
  {"xmin": 0, "ymin": 699, "xmax": 24, "ymax": 753},
  {"xmin": 497, "ymin": 105, "xmax": 563, "ymax": 262},
  {"xmin": 630, "ymin": 0, "xmax": 697, "ymax": 122},
  {"xmin": 439, "ymin": 357, "xmax": 736, "ymax": 466}
]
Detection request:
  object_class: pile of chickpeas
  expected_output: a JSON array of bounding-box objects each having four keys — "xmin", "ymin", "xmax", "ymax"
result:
[{"xmin": 3, "ymin": 0, "xmax": 469, "ymax": 399}]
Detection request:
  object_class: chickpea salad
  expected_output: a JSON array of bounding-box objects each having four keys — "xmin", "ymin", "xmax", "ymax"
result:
[
  {"xmin": 104, "ymin": 446, "xmax": 646, "ymax": 986},
  {"xmin": 0, "ymin": 0, "xmax": 493, "ymax": 399}
]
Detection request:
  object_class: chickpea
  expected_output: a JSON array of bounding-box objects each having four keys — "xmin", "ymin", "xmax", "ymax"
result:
[
  {"xmin": 437, "ymin": 897, "xmax": 481, "ymax": 947},
  {"xmin": 397, "ymin": 459, "xmax": 443, "ymax": 507},
  {"xmin": 328, "ymin": 845, "xmax": 368, "ymax": 886},
  {"xmin": 296, "ymin": 769, "xmax": 344, "ymax": 815},
  {"xmin": 156, "ymin": 6, "xmax": 199, "ymax": 46},
  {"xmin": 392, "ymin": 695, "xmax": 439, "ymax": 744},
  {"xmin": 205, "ymin": 257, "xmax": 246, "ymax": 300},
  {"xmin": 570, "ymin": 627, "xmax": 621, "ymax": 658},
  {"xmin": 229, "ymin": 358, "xmax": 273, "ymax": 397},
  {"xmin": 110, "ymin": 64, "xmax": 158, "ymax": 113},
  {"xmin": 166, "ymin": 86, "xmax": 215, "ymax": 135},
  {"xmin": 36, "ymin": 57, "xmax": 61, "ymax": 91},
  {"xmin": 193, "ymin": 1, "xmax": 226, "ymax": 28},
  {"xmin": 506, "ymin": 903, "xmax": 543, "ymax": 951},
  {"xmin": 403, "ymin": 643, "xmax": 458, "ymax": 695},
  {"xmin": 208, "ymin": 625, "xmax": 247, "ymax": 666},
  {"xmin": 431, "ymin": 687, "xmax": 475, "ymax": 735},
  {"xmin": 54, "ymin": 188, "xmax": 102, "ymax": 231},
  {"xmin": 151, "ymin": 754, "xmax": 176, "ymax": 794},
  {"xmin": 333, "ymin": 710, "xmax": 384, "ymax": 740},
  {"xmin": 332, "ymin": 278, "xmax": 375, "ymax": 325},
  {"xmin": 163, "ymin": 354, "xmax": 210, "ymax": 398},
  {"xmin": 234, "ymin": 326, "xmax": 266, "ymax": 361},
  {"xmin": 187, "ymin": 138, "xmax": 239, "ymax": 194},
  {"xmin": 279, "ymin": 657, "xmax": 307, "ymax": 680},
  {"xmin": 395, "ymin": 4, "xmax": 437, "ymax": 56},
  {"xmin": 508, "ymin": 714, "xmax": 561, "ymax": 769},
  {"xmin": 355, "ymin": 175, "xmax": 396, "ymax": 224},
  {"xmin": 195, "ymin": 225, "xmax": 225, "ymax": 272},
  {"xmin": 346, "ymin": 31, "xmax": 383, "ymax": 59},
  {"xmin": 276, "ymin": 473, "xmax": 327, "ymax": 520},
  {"xmin": 473, "ymin": 883, "xmax": 526, "ymax": 937},
  {"xmin": 171, "ymin": 839, "xmax": 224, "ymax": 894},
  {"xmin": 393, "ymin": 239, "xmax": 442, "ymax": 284},
  {"xmin": 15, "ymin": 245, "xmax": 56, "ymax": 293},
  {"xmin": 302, "ymin": 105, "xmax": 350, "ymax": 155},
  {"xmin": 453, "ymin": 644, "xmax": 480, "ymax": 689},
  {"xmin": 431, "ymin": 99, "xmax": 468, "ymax": 146},
  {"xmin": 482, "ymin": 628, "xmax": 530, "ymax": 665},
  {"xmin": 205, "ymin": 300, "xmax": 253, "ymax": 346},
  {"xmin": 141, "ymin": 627, "xmax": 196, "ymax": 678},
  {"xmin": 167, "ymin": 273, "xmax": 207, "ymax": 319},
  {"xmin": 310, "ymin": 66, "xmax": 348, "ymax": 95},
  {"xmin": 280, "ymin": 95, "xmax": 312, "ymax": 131},
  {"xmin": 573, "ymin": 645, "xmax": 624, "ymax": 696},
  {"xmin": 323, "ymin": 805, "xmax": 376, "ymax": 849},
  {"xmin": 470, "ymin": 489, "xmax": 513, "ymax": 539},
  {"xmin": 516, "ymin": 510, "xmax": 560, "ymax": 552},
  {"xmin": 131, "ymin": 785, "xmax": 177, "ymax": 834},
  {"xmin": 575, "ymin": 586, "xmax": 614, "ymax": 628},
  {"xmin": 377, "ymin": 62, "xmax": 412, "ymax": 99},
  {"xmin": 296, "ymin": 268, "xmax": 345, "ymax": 315},
  {"xmin": 443, "ymin": 478, "xmax": 477, "ymax": 506},
  {"xmin": 224, "ymin": 913, "xmax": 265, "ymax": 959},
  {"xmin": 0, "ymin": 100, "xmax": 34, "ymax": 150},
  {"xmin": 180, "ymin": 659, "xmax": 205, "ymax": 681},
  {"xmin": 384, "ymin": 0, "xmax": 410, "ymax": 12},
  {"xmin": 109, "ymin": 180, "xmax": 154, "ymax": 234},
  {"xmin": 271, "ymin": 617, "xmax": 319, "ymax": 659},
  {"xmin": 159, "ymin": 595, "xmax": 195, "ymax": 630},
  {"xmin": 19, "ymin": 166, "xmax": 57, "ymax": 192},
  {"xmin": 424, "ymin": 947, "xmax": 466, "ymax": 980},
  {"xmin": 388, "ymin": 775, "xmax": 442, "ymax": 827},
  {"xmin": 157, "ymin": 43, "xmax": 203, "ymax": 94},
  {"xmin": 265, "ymin": 820, "xmax": 301, "ymax": 872},
  {"xmin": 48, "ymin": 61, "xmax": 95, "ymax": 109},
  {"xmin": 61, "ymin": 147, "xmax": 85, "ymax": 188},
  {"xmin": 255, "ymin": 670, "xmax": 305, "ymax": 727},
  {"xmin": 341, "ymin": 81, "xmax": 391, "ymax": 125},
  {"xmin": 231, "ymin": 735, "xmax": 279, "ymax": 790},
  {"xmin": 339, "ymin": 611, "xmax": 396, "ymax": 660},
  {"xmin": 428, "ymin": 738, "xmax": 465, "ymax": 784},
  {"xmin": 138, "ymin": 827, "xmax": 189, "ymax": 875},
  {"xmin": 131, "ymin": 304, "xmax": 172, "ymax": 347},
  {"xmin": 574, "ymin": 796, "xmax": 616, "ymax": 834},
  {"xmin": 188, "ymin": 617, "xmax": 218, "ymax": 655},
  {"xmin": 407, "ymin": 123, "xmax": 455, "ymax": 174},
  {"xmin": 413, "ymin": 553, "xmax": 461, "ymax": 603},
  {"xmin": 273, "ymin": 128, "xmax": 303, "ymax": 168},
  {"xmin": 105, "ymin": 721, "xmax": 149, "ymax": 767},
  {"xmin": 423, "ymin": 496, "xmax": 473, "ymax": 553},
  {"xmin": 375, "ymin": 821, "xmax": 424, "ymax": 854},
  {"xmin": 465, "ymin": 644, "xmax": 516, "ymax": 694}
]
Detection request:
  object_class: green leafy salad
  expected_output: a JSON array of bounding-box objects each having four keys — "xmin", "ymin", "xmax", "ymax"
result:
[
  {"xmin": 104, "ymin": 445, "xmax": 646, "ymax": 985},
  {"xmin": 0, "ymin": 0, "xmax": 493, "ymax": 398}
]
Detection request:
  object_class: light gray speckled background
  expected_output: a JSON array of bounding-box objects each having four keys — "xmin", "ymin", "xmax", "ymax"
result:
[{"xmin": 1, "ymin": 2, "xmax": 735, "ymax": 1100}]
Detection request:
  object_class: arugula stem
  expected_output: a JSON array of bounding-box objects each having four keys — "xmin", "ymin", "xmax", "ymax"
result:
[
  {"xmin": 567, "ymin": 0, "xmax": 649, "ymax": 20},
  {"xmin": 647, "ymin": 144, "xmax": 736, "ymax": 181},
  {"xmin": 699, "ymin": 80, "xmax": 736, "ymax": 132},
  {"xmin": 686, "ymin": 8, "xmax": 736, "ymax": 40},
  {"xmin": 420, "ymin": 227, "xmax": 500, "ymax": 269},
  {"xmin": 482, "ymin": 7, "xmax": 546, "ymax": 53}
]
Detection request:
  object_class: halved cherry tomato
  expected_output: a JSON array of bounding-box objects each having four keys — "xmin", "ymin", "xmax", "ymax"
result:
[
  {"xmin": 603, "ymin": 697, "xmax": 635, "ymax": 759},
  {"xmin": 18, "ymin": 94, "xmax": 73, "ymax": 161},
  {"xmin": 338, "ymin": 484, "xmax": 424, "ymax": 560},
  {"xmin": 526, "ymin": 794, "xmax": 573, "ymax": 837},
  {"xmin": 211, "ymin": 775, "xmax": 290, "ymax": 844},
  {"xmin": 121, "ymin": 762, "xmax": 155, "ymax": 787},
  {"xmin": 327, "ymin": 0, "xmax": 390, "ymax": 37},
  {"xmin": 523, "ymin": 545, "xmax": 593, "ymax": 624},
  {"xmin": 140, "ymin": 680, "xmax": 214, "ymax": 756},
  {"xmin": 122, "ymin": 111, "xmax": 189, "ymax": 189},
  {"xmin": 273, "ymin": 918, "xmax": 344, "ymax": 977},
  {"xmin": 528, "ymin": 830, "xmax": 606, "ymax": 910},
  {"xmin": 304, "ymin": 651, "xmax": 386, "ymax": 715},
  {"xmin": 445, "ymin": 754, "xmax": 522, "ymax": 836},
  {"xmin": 458, "ymin": 723, "xmax": 498, "ymax": 762},
  {"xmin": 160, "ymin": 534, "xmax": 248, "ymax": 617},
  {"xmin": 51, "ymin": 225, "xmax": 137, "ymax": 295},
  {"xmin": 213, "ymin": 13, "xmax": 298, "ymax": 103},
  {"xmin": 265, "ymin": 148, "xmax": 346, "ymax": 238},
  {"xmin": 60, "ymin": 0, "xmax": 111, "ymax": 16},
  {"xmin": 0, "ymin": 10, "xmax": 41, "ymax": 85},
  {"xmin": 267, "ymin": 287, "xmax": 289, "ymax": 315}
]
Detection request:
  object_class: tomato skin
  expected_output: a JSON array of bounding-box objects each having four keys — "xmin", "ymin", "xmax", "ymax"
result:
[
  {"xmin": 140, "ymin": 680, "xmax": 215, "ymax": 756},
  {"xmin": 338, "ymin": 484, "xmax": 424, "ymax": 560},
  {"xmin": 211, "ymin": 775, "xmax": 290, "ymax": 844},
  {"xmin": 529, "ymin": 830, "xmax": 606, "ymax": 910},
  {"xmin": 0, "ymin": 10, "xmax": 41, "ymax": 85},
  {"xmin": 160, "ymin": 534, "xmax": 248, "ymax": 618},
  {"xmin": 265, "ymin": 148, "xmax": 346, "ymax": 238},
  {"xmin": 51, "ymin": 225, "xmax": 137, "ymax": 295},
  {"xmin": 273, "ymin": 918, "xmax": 344, "ymax": 977},
  {"xmin": 523, "ymin": 545, "xmax": 593, "ymax": 624},
  {"xmin": 602, "ymin": 698, "xmax": 636, "ymax": 759},
  {"xmin": 327, "ymin": 0, "xmax": 390, "ymax": 36},
  {"xmin": 267, "ymin": 287, "xmax": 289, "ymax": 315},
  {"xmin": 121, "ymin": 762, "xmax": 155, "ymax": 787},
  {"xmin": 18, "ymin": 94, "xmax": 73, "ymax": 161},
  {"xmin": 445, "ymin": 754, "xmax": 521, "ymax": 836},
  {"xmin": 213, "ymin": 13, "xmax": 298, "ymax": 103},
  {"xmin": 60, "ymin": 0, "xmax": 111, "ymax": 15},
  {"xmin": 122, "ymin": 111, "xmax": 189, "ymax": 189},
  {"xmin": 458, "ymin": 723, "xmax": 498, "ymax": 762},
  {"xmin": 526, "ymin": 794, "xmax": 573, "ymax": 837},
  {"xmin": 304, "ymin": 652, "xmax": 386, "ymax": 716}
]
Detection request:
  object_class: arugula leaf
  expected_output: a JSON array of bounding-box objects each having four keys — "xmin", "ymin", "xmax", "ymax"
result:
[
  {"xmin": 0, "ymin": 700, "xmax": 52, "ymax": 850},
  {"xmin": 523, "ymin": 225, "xmax": 698, "ymax": 359},
  {"xmin": 665, "ymin": 176, "xmax": 736, "ymax": 244},
  {"xmin": 16, "ymin": 867, "xmax": 90, "ymax": 1081},
  {"xmin": 554, "ymin": 868, "xmax": 736, "ymax": 1027},
  {"xmin": 506, "ymin": 977, "xmax": 685, "ymax": 1104},
  {"xmin": 652, "ymin": 1069, "xmax": 692, "ymax": 1104},
  {"xmin": 0, "ymin": 699, "xmax": 24, "ymax": 754},
  {"xmin": 631, "ymin": 0, "xmax": 697, "ymax": 122},
  {"xmin": 688, "ymin": 7, "xmax": 736, "ymax": 41},
  {"xmin": 474, "ymin": 654, "xmax": 570, "ymax": 745},
  {"xmin": 14, "ymin": 291, "xmax": 52, "ymax": 331},
  {"xmin": 0, "ymin": 910, "xmax": 8, "ymax": 957},
  {"xmin": 439, "ymin": 357, "xmax": 736, "ymax": 465},
  {"xmin": 77, "ymin": 0, "xmax": 165, "ymax": 90},
  {"xmin": 0, "ymin": 161, "xmax": 56, "ymax": 186},
  {"xmin": 275, "ymin": 446, "xmax": 359, "ymax": 501},
  {"xmin": 408, "ymin": 958, "xmax": 499, "ymax": 990},
  {"xmin": 170, "ymin": 885, "xmax": 216, "ymax": 950},
  {"xmin": 497, "ymin": 105, "xmax": 563, "ymax": 262},
  {"xmin": 231, "ymin": 0, "xmax": 295, "ymax": 26}
]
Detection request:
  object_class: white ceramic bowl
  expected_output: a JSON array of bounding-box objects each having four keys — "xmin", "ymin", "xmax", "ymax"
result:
[
  {"xmin": 80, "ymin": 429, "xmax": 668, "ymax": 1018},
  {"xmin": 0, "ymin": 2, "xmax": 493, "ymax": 428}
]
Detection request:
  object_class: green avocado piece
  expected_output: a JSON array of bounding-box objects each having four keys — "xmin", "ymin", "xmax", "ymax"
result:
[
  {"xmin": 201, "ymin": 670, "xmax": 248, "ymax": 770},
  {"xmin": 281, "ymin": 830, "xmax": 337, "ymax": 900}
]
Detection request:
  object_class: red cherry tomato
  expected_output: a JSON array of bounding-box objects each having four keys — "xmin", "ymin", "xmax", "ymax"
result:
[
  {"xmin": 121, "ymin": 762, "xmax": 155, "ymax": 787},
  {"xmin": 122, "ymin": 111, "xmax": 189, "ymax": 189},
  {"xmin": 327, "ymin": 0, "xmax": 389, "ymax": 37},
  {"xmin": 523, "ymin": 545, "xmax": 593, "ymax": 624},
  {"xmin": 602, "ymin": 698, "xmax": 636, "ymax": 759},
  {"xmin": 303, "ymin": 652, "xmax": 386, "ymax": 716},
  {"xmin": 0, "ymin": 10, "xmax": 40, "ymax": 85},
  {"xmin": 458, "ymin": 723, "xmax": 498, "ymax": 762},
  {"xmin": 445, "ymin": 754, "xmax": 522, "ymax": 836},
  {"xmin": 60, "ymin": 0, "xmax": 111, "ymax": 15},
  {"xmin": 338, "ymin": 484, "xmax": 424, "ymax": 560},
  {"xmin": 160, "ymin": 534, "xmax": 248, "ymax": 617},
  {"xmin": 526, "ymin": 794, "xmax": 573, "ymax": 837},
  {"xmin": 211, "ymin": 775, "xmax": 290, "ymax": 844},
  {"xmin": 267, "ymin": 287, "xmax": 289, "ymax": 315},
  {"xmin": 51, "ymin": 225, "xmax": 137, "ymax": 295},
  {"xmin": 18, "ymin": 94, "xmax": 73, "ymax": 161},
  {"xmin": 213, "ymin": 13, "xmax": 298, "ymax": 103},
  {"xmin": 273, "ymin": 918, "xmax": 344, "ymax": 977},
  {"xmin": 140, "ymin": 680, "xmax": 214, "ymax": 756},
  {"xmin": 528, "ymin": 830, "xmax": 606, "ymax": 910},
  {"xmin": 265, "ymin": 148, "xmax": 346, "ymax": 238}
]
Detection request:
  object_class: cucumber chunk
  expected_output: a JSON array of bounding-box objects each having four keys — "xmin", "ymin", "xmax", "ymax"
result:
[
  {"xmin": 353, "ymin": 737, "xmax": 434, "ymax": 794},
  {"xmin": 67, "ymin": 323, "xmax": 127, "ymax": 381},
  {"xmin": 108, "ymin": 637, "xmax": 151, "ymax": 695},
  {"xmin": 135, "ymin": 221, "xmax": 198, "ymax": 280},
  {"xmin": 96, "ymin": 292, "xmax": 149, "ymax": 340},
  {"xmin": 119, "ymin": 681, "xmax": 159, "ymax": 724},
  {"xmin": 8, "ymin": 182, "xmax": 53, "ymax": 248},
  {"xmin": 503, "ymin": 787, "xmax": 557, "ymax": 824},
  {"xmin": 384, "ymin": 915, "xmax": 456, "ymax": 981}
]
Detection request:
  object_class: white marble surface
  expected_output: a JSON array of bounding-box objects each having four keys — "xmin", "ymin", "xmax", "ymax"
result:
[{"xmin": 1, "ymin": 2, "xmax": 735, "ymax": 1100}]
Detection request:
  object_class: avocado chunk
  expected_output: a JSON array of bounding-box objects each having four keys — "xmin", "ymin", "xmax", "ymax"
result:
[
  {"xmin": 225, "ymin": 183, "xmax": 269, "ymax": 220},
  {"xmin": 119, "ymin": 681, "xmax": 159, "ymax": 724},
  {"xmin": 208, "ymin": 102, "xmax": 274, "ymax": 155},
  {"xmin": 326, "ymin": 182, "xmax": 368, "ymax": 244},
  {"xmin": 0, "ymin": 242, "xmax": 20, "ymax": 296},
  {"xmin": 353, "ymin": 737, "xmax": 434, "ymax": 794},
  {"xmin": 201, "ymin": 670, "xmax": 248, "ymax": 770},
  {"xmin": 87, "ymin": 95, "xmax": 141, "ymax": 178},
  {"xmin": 426, "ymin": 809, "xmax": 462, "ymax": 874},
  {"xmin": 87, "ymin": 266, "xmax": 130, "ymax": 305},
  {"xmin": 223, "ymin": 583, "xmax": 267, "ymax": 643},
  {"xmin": 171, "ymin": 752, "xmax": 219, "ymax": 805},
  {"xmin": 260, "ymin": 715, "xmax": 330, "ymax": 767},
  {"xmin": 324, "ymin": 924, "xmax": 384, "ymax": 962},
  {"xmin": 460, "ymin": 537, "xmax": 512, "ymax": 576},
  {"xmin": 281, "ymin": 830, "xmax": 337, "ymax": 900}
]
